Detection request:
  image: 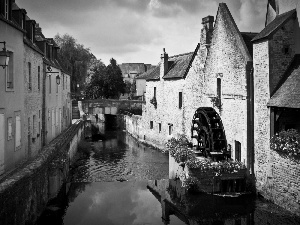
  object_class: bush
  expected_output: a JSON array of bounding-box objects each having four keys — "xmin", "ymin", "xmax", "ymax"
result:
[
  {"xmin": 270, "ymin": 129, "xmax": 300, "ymax": 157},
  {"xmin": 165, "ymin": 134, "xmax": 246, "ymax": 176}
]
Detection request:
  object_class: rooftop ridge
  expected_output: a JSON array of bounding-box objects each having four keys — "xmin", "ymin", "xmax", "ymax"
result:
[{"xmin": 169, "ymin": 51, "xmax": 194, "ymax": 59}]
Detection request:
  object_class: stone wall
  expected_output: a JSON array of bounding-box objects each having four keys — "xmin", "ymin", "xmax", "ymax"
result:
[
  {"xmin": 0, "ymin": 120, "xmax": 84, "ymax": 225},
  {"xmin": 257, "ymin": 151, "xmax": 300, "ymax": 216}
]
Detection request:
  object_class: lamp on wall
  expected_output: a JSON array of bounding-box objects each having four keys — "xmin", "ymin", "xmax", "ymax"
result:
[
  {"xmin": 0, "ymin": 41, "xmax": 9, "ymax": 69},
  {"xmin": 56, "ymin": 75, "xmax": 60, "ymax": 85}
]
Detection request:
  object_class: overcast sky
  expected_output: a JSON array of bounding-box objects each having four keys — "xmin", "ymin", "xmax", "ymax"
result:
[{"xmin": 18, "ymin": 0, "xmax": 299, "ymax": 65}]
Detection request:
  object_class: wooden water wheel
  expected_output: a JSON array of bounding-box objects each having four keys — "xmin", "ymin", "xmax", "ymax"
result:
[{"xmin": 191, "ymin": 107, "xmax": 228, "ymax": 159}]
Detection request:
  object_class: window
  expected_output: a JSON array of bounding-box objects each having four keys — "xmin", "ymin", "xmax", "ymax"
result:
[
  {"xmin": 28, "ymin": 62, "xmax": 32, "ymax": 90},
  {"xmin": 159, "ymin": 123, "xmax": 161, "ymax": 133},
  {"xmin": 6, "ymin": 51, "xmax": 13, "ymax": 90},
  {"xmin": 150, "ymin": 121, "xmax": 153, "ymax": 129},
  {"xmin": 15, "ymin": 114, "xmax": 21, "ymax": 149},
  {"xmin": 154, "ymin": 87, "xmax": 156, "ymax": 98},
  {"xmin": 56, "ymin": 79, "xmax": 58, "ymax": 93},
  {"xmin": 49, "ymin": 75, "xmax": 51, "ymax": 93},
  {"xmin": 217, "ymin": 78, "xmax": 221, "ymax": 99},
  {"xmin": 33, "ymin": 115, "xmax": 36, "ymax": 137},
  {"xmin": 31, "ymin": 24, "xmax": 34, "ymax": 42},
  {"xmin": 4, "ymin": 0, "xmax": 9, "ymax": 19},
  {"xmin": 169, "ymin": 125, "xmax": 172, "ymax": 135},
  {"xmin": 235, "ymin": 141, "xmax": 241, "ymax": 162},
  {"xmin": 62, "ymin": 74, "xmax": 64, "ymax": 90},
  {"xmin": 179, "ymin": 92, "xmax": 182, "ymax": 109},
  {"xmin": 7, "ymin": 118, "xmax": 12, "ymax": 140},
  {"xmin": 38, "ymin": 66, "xmax": 40, "ymax": 91}
]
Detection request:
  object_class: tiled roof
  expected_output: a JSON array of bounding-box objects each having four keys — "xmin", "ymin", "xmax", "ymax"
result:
[
  {"xmin": 252, "ymin": 9, "xmax": 296, "ymax": 42},
  {"xmin": 146, "ymin": 44, "xmax": 200, "ymax": 81},
  {"xmin": 268, "ymin": 55, "xmax": 300, "ymax": 108},
  {"xmin": 163, "ymin": 50, "xmax": 196, "ymax": 79},
  {"xmin": 136, "ymin": 67, "xmax": 157, "ymax": 80},
  {"xmin": 145, "ymin": 65, "xmax": 160, "ymax": 81},
  {"xmin": 241, "ymin": 32, "xmax": 258, "ymax": 57}
]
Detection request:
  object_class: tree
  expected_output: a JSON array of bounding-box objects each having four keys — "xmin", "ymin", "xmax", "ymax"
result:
[
  {"xmin": 104, "ymin": 58, "xmax": 125, "ymax": 99},
  {"xmin": 129, "ymin": 79, "xmax": 136, "ymax": 99},
  {"xmin": 54, "ymin": 33, "xmax": 95, "ymax": 94},
  {"xmin": 85, "ymin": 58, "xmax": 126, "ymax": 99}
]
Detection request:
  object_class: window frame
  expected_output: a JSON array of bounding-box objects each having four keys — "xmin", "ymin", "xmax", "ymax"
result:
[
  {"xmin": 179, "ymin": 92, "xmax": 182, "ymax": 109},
  {"xmin": 5, "ymin": 51, "xmax": 14, "ymax": 91}
]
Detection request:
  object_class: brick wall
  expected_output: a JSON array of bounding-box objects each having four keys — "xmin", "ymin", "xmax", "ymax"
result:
[{"xmin": 24, "ymin": 45, "xmax": 44, "ymax": 158}]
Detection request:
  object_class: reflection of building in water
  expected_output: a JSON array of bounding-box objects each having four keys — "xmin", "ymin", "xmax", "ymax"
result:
[{"xmin": 147, "ymin": 179, "xmax": 254, "ymax": 225}]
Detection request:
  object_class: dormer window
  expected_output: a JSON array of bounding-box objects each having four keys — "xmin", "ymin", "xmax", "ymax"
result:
[{"xmin": 31, "ymin": 24, "xmax": 34, "ymax": 42}]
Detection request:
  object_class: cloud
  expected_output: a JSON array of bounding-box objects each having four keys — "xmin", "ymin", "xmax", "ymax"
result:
[
  {"xmin": 17, "ymin": 0, "xmax": 276, "ymax": 65},
  {"xmin": 238, "ymin": 0, "xmax": 266, "ymax": 32}
]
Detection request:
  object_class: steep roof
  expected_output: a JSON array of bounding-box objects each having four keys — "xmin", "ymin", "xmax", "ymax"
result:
[
  {"xmin": 268, "ymin": 54, "xmax": 300, "ymax": 108},
  {"xmin": 146, "ymin": 43, "xmax": 200, "ymax": 81},
  {"xmin": 252, "ymin": 9, "xmax": 296, "ymax": 42},
  {"xmin": 216, "ymin": 3, "xmax": 252, "ymax": 62}
]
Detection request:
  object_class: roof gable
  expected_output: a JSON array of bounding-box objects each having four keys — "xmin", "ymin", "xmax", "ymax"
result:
[
  {"xmin": 252, "ymin": 9, "xmax": 296, "ymax": 42},
  {"xmin": 214, "ymin": 3, "xmax": 252, "ymax": 62}
]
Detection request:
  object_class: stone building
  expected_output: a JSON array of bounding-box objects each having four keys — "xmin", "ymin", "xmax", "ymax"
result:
[
  {"xmin": 252, "ymin": 0, "xmax": 300, "ymax": 201},
  {"xmin": 0, "ymin": 0, "xmax": 72, "ymax": 176},
  {"xmin": 142, "ymin": 3, "xmax": 256, "ymax": 171},
  {"xmin": 119, "ymin": 63, "xmax": 154, "ymax": 99}
]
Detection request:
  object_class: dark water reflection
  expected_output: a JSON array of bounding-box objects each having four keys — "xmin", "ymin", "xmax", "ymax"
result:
[
  {"xmin": 36, "ymin": 179, "xmax": 300, "ymax": 225},
  {"xmin": 36, "ymin": 124, "xmax": 300, "ymax": 225},
  {"xmin": 72, "ymin": 129, "xmax": 169, "ymax": 182}
]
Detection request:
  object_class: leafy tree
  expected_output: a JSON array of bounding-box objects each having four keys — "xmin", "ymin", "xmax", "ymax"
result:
[
  {"xmin": 129, "ymin": 79, "xmax": 136, "ymax": 99},
  {"xmin": 124, "ymin": 81, "xmax": 132, "ymax": 94},
  {"xmin": 54, "ymin": 33, "xmax": 95, "ymax": 94},
  {"xmin": 85, "ymin": 58, "xmax": 126, "ymax": 99},
  {"xmin": 104, "ymin": 58, "xmax": 125, "ymax": 99}
]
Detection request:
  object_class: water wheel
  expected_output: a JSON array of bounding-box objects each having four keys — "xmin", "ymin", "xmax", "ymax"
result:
[{"xmin": 191, "ymin": 107, "xmax": 228, "ymax": 159}]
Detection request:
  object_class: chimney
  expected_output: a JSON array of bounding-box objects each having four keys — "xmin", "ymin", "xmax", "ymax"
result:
[
  {"xmin": 199, "ymin": 16, "xmax": 214, "ymax": 68},
  {"xmin": 200, "ymin": 15, "xmax": 214, "ymax": 46},
  {"xmin": 35, "ymin": 23, "xmax": 42, "ymax": 35},
  {"xmin": 160, "ymin": 48, "xmax": 168, "ymax": 79}
]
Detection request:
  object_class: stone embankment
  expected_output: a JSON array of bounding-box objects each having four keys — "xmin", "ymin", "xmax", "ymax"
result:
[{"xmin": 0, "ymin": 120, "xmax": 85, "ymax": 225}]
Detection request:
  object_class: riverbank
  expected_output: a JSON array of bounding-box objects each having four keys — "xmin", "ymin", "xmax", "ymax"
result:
[{"xmin": 0, "ymin": 120, "xmax": 85, "ymax": 225}]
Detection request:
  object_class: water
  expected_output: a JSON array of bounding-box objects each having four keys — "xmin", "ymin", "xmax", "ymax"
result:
[{"xmin": 36, "ymin": 124, "xmax": 300, "ymax": 225}]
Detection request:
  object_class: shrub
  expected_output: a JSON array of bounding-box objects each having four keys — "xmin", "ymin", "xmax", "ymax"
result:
[
  {"xmin": 165, "ymin": 134, "xmax": 246, "ymax": 176},
  {"xmin": 270, "ymin": 129, "xmax": 300, "ymax": 158}
]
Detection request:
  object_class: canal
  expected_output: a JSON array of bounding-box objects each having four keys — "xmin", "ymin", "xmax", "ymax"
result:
[{"xmin": 35, "ymin": 122, "xmax": 300, "ymax": 225}]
